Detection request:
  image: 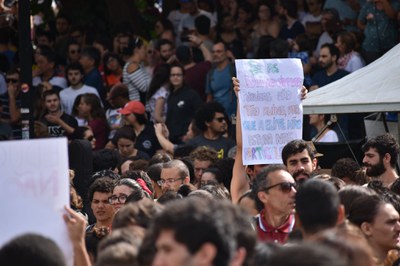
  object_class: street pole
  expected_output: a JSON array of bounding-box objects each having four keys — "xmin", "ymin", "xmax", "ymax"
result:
[{"xmin": 18, "ymin": 0, "xmax": 33, "ymax": 139}]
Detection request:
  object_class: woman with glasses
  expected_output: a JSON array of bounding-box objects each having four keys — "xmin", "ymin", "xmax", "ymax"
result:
[
  {"xmin": 122, "ymin": 37, "xmax": 151, "ymax": 102},
  {"xmin": 109, "ymin": 178, "xmax": 146, "ymax": 211},
  {"xmin": 165, "ymin": 63, "xmax": 203, "ymax": 144}
]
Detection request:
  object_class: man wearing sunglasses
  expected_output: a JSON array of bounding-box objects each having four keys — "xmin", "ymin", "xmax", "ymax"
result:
[
  {"xmin": 186, "ymin": 101, "xmax": 235, "ymax": 159},
  {"xmin": 252, "ymin": 165, "xmax": 297, "ymax": 244}
]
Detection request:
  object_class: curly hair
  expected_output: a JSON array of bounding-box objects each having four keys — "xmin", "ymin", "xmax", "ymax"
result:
[
  {"xmin": 362, "ymin": 133, "xmax": 399, "ymax": 167},
  {"xmin": 331, "ymin": 158, "xmax": 360, "ymax": 184},
  {"xmin": 88, "ymin": 177, "xmax": 115, "ymax": 202},
  {"xmin": 194, "ymin": 102, "xmax": 227, "ymax": 132},
  {"xmin": 190, "ymin": 146, "xmax": 218, "ymax": 163}
]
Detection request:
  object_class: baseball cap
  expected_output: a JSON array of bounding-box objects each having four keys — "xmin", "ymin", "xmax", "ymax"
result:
[{"xmin": 118, "ymin": 101, "xmax": 145, "ymax": 115}]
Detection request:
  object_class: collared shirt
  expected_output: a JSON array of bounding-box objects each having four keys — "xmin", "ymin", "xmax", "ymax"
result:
[{"xmin": 256, "ymin": 209, "xmax": 296, "ymax": 244}]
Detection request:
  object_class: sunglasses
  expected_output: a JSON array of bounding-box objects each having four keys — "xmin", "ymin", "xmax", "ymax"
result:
[
  {"xmin": 6, "ymin": 78, "xmax": 18, "ymax": 84},
  {"xmin": 263, "ymin": 182, "xmax": 297, "ymax": 193},
  {"xmin": 86, "ymin": 135, "xmax": 95, "ymax": 141}
]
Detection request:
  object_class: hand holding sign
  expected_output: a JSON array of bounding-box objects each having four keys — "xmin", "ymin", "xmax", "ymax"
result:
[{"xmin": 235, "ymin": 59, "xmax": 304, "ymax": 165}]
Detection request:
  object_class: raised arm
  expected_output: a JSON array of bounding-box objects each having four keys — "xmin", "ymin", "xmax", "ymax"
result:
[
  {"xmin": 63, "ymin": 206, "xmax": 91, "ymax": 266},
  {"xmin": 154, "ymin": 123, "xmax": 175, "ymax": 154},
  {"xmin": 230, "ymin": 77, "xmax": 250, "ymax": 204},
  {"xmin": 188, "ymin": 34, "xmax": 212, "ymax": 62}
]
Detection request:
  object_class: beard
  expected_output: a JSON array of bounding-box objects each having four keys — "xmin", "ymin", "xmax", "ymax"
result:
[
  {"xmin": 292, "ymin": 169, "xmax": 311, "ymax": 183},
  {"xmin": 365, "ymin": 160, "xmax": 386, "ymax": 177},
  {"xmin": 319, "ymin": 60, "xmax": 333, "ymax": 70}
]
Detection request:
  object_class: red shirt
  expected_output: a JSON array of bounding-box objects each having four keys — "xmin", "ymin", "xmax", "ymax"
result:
[{"xmin": 256, "ymin": 209, "xmax": 295, "ymax": 244}]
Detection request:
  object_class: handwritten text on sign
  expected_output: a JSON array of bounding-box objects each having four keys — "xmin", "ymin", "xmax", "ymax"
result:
[
  {"xmin": 236, "ymin": 59, "xmax": 304, "ymax": 165},
  {"xmin": 0, "ymin": 138, "xmax": 73, "ymax": 266}
]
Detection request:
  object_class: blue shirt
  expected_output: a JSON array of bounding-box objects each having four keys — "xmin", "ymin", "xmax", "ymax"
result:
[
  {"xmin": 206, "ymin": 63, "xmax": 237, "ymax": 117},
  {"xmin": 84, "ymin": 68, "xmax": 105, "ymax": 100}
]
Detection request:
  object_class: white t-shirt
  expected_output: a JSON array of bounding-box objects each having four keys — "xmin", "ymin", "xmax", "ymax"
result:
[
  {"xmin": 345, "ymin": 53, "xmax": 365, "ymax": 73},
  {"xmin": 301, "ymin": 13, "xmax": 322, "ymax": 25},
  {"xmin": 315, "ymin": 31, "xmax": 333, "ymax": 57},
  {"xmin": 318, "ymin": 130, "xmax": 339, "ymax": 142},
  {"xmin": 32, "ymin": 76, "xmax": 68, "ymax": 89},
  {"xmin": 145, "ymin": 86, "xmax": 169, "ymax": 123},
  {"xmin": 60, "ymin": 84, "xmax": 100, "ymax": 115}
]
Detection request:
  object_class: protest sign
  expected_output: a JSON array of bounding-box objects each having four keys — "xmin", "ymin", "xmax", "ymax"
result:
[
  {"xmin": 0, "ymin": 138, "xmax": 73, "ymax": 266},
  {"xmin": 235, "ymin": 59, "xmax": 304, "ymax": 165}
]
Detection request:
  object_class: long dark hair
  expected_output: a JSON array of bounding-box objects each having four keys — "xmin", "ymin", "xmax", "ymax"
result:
[
  {"xmin": 81, "ymin": 93, "xmax": 106, "ymax": 120},
  {"xmin": 71, "ymin": 94, "xmax": 83, "ymax": 117},
  {"xmin": 146, "ymin": 63, "xmax": 171, "ymax": 101}
]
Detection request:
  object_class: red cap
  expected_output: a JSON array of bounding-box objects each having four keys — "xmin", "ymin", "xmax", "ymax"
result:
[{"xmin": 118, "ymin": 101, "xmax": 146, "ymax": 115}]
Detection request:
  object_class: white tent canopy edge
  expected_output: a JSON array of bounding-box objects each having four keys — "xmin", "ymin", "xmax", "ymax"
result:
[{"xmin": 303, "ymin": 43, "xmax": 400, "ymax": 115}]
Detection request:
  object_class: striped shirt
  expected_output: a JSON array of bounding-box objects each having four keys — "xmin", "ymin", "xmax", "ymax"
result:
[{"xmin": 122, "ymin": 62, "xmax": 150, "ymax": 101}]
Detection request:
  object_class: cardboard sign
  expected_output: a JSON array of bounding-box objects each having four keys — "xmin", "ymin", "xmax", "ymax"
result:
[
  {"xmin": 236, "ymin": 59, "xmax": 304, "ymax": 165},
  {"xmin": 0, "ymin": 138, "xmax": 73, "ymax": 265}
]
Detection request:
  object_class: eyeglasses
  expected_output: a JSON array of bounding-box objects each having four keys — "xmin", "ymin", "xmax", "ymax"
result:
[
  {"xmin": 86, "ymin": 135, "xmax": 95, "ymax": 141},
  {"xmin": 6, "ymin": 78, "xmax": 18, "ymax": 84},
  {"xmin": 157, "ymin": 177, "xmax": 184, "ymax": 186},
  {"xmin": 214, "ymin": 117, "xmax": 225, "ymax": 123},
  {"xmin": 108, "ymin": 194, "xmax": 128, "ymax": 204},
  {"xmin": 170, "ymin": 73, "xmax": 183, "ymax": 77},
  {"xmin": 263, "ymin": 182, "xmax": 297, "ymax": 193}
]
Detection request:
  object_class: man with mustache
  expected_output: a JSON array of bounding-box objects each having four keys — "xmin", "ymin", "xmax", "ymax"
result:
[
  {"xmin": 282, "ymin": 139, "xmax": 318, "ymax": 183},
  {"xmin": 362, "ymin": 133, "xmax": 399, "ymax": 187}
]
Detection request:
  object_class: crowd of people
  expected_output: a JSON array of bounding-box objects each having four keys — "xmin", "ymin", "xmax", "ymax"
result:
[{"xmin": 1, "ymin": 0, "xmax": 400, "ymax": 265}]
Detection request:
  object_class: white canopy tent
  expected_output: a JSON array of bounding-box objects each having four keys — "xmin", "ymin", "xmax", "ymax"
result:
[{"xmin": 303, "ymin": 43, "xmax": 400, "ymax": 115}]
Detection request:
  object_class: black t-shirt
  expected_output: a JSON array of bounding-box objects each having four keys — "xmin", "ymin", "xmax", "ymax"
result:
[
  {"xmin": 41, "ymin": 112, "xmax": 78, "ymax": 137},
  {"xmin": 135, "ymin": 122, "xmax": 161, "ymax": 158},
  {"xmin": 186, "ymin": 134, "xmax": 236, "ymax": 159},
  {"xmin": 166, "ymin": 86, "xmax": 203, "ymax": 144},
  {"xmin": 311, "ymin": 69, "xmax": 349, "ymax": 88}
]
